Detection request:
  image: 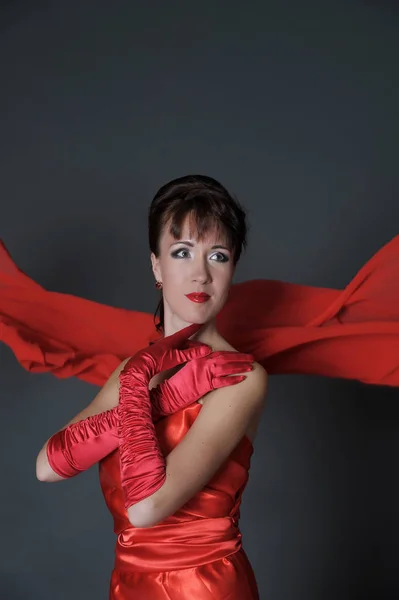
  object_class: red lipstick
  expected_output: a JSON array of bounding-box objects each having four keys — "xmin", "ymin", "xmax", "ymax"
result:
[{"xmin": 185, "ymin": 293, "xmax": 210, "ymax": 303}]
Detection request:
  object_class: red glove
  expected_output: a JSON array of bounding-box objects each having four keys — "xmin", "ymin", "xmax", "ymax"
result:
[
  {"xmin": 118, "ymin": 324, "xmax": 210, "ymax": 508},
  {"xmin": 151, "ymin": 349, "xmax": 253, "ymax": 420},
  {"xmin": 46, "ymin": 339, "xmax": 254, "ymax": 479},
  {"xmin": 46, "ymin": 408, "xmax": 119, "ymax": 478}
]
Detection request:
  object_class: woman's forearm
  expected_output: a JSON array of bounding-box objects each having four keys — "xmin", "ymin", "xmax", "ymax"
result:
[{"xmin": 36, "ymin": 407, "xmax": 119, "ymax": 482}]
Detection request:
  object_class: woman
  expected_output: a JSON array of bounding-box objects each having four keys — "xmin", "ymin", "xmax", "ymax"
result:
[
  {"xmin": 35, "ymin": 174, "xmax": 267, "ymax": 599},
  {"xmin": 1, "ymin": 175, "xmax": 399, "ymax": 598}
]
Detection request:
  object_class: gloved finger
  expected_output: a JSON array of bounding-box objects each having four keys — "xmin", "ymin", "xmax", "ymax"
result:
[
  {"xmin": 212, "ymin": 375, "xmax": 247, "ymax": 388},
  {"xmin": 213, "ymin": 362, "xmax": 253, "ymax": 376},
  {"xmin": 160, "ymin": 346, "xmax": 206, "ymax": 371},
  {"xmin": 160, "ymin": 323, "xmax": 204, "ymax": 350},
  {"xmin": 182, "ymin": 345, "xmax": 213, "ymax": 361}
]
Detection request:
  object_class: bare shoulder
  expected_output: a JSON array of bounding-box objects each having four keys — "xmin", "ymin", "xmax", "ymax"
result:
[
  {"xmin": 242, "ymin": 360, "xmax": 268, "ymax": 393},
  {"xmin": 198, "ymin": 336, "xmax": 268, "ymax": 407},
  {"xmin": 203, "ymin": 358, "xmax": 267, "ymax": 404},
  {"xmin": 191, "ymin": 333, "xmax": 268, "ymax": 443}
]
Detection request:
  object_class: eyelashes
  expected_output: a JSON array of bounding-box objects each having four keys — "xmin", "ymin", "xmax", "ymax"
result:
[
  {"xmin": 170, "ymin": 248, "xmax": 230, "ymax": 263},
  {"xmin": 170, "ymin": 249, "xmax": 189, "ymax": 259}
]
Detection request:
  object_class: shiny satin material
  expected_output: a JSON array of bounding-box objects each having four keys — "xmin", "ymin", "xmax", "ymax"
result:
[
  {"xmin": 118, "ymin": 334, "xmax": 251, "ymax": 510},
  {"xmin": 45, "ymin": 345, "xmax": 254, "ymax": 480},
  {"xmin": 46, "ymin": 407, "xmax": 119, "ymax": 477},
  {"xmin": 118, "ymin": 357, "xmax": 167, "ymax": 508},
  {"xmin": 100, "ymin": 402, "xmax": 259, "ymax": 599},
  {"xmin": 151, "ymin": 350, "xmax": 253, "ymax": 418}
]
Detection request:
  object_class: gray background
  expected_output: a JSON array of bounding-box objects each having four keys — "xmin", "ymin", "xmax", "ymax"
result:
[{"xmin": 1, "ymin": 1, "xmax": 398, "ymax": 598}]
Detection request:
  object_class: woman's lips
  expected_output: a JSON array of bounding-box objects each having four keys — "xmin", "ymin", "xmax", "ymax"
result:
[{"xmin": 185, "ymin": 293, "xmax": 211, "ymax": 303}]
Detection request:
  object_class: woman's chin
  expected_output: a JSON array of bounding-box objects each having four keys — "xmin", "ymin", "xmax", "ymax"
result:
[
  {"xmin": 178, "ymin": 316, "xmax": 209, "ymax": 327},
  {"xmin": 172, "ymin": 310, "xmax": 215, "ymax": 327}
]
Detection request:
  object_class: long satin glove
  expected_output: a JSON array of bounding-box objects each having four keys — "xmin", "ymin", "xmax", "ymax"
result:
[
  {"xmin": 119, "ymin": 324, "xmax": 253, "ymax": 509},
  {"xmin": 45, "ymin": 347, "xmax": 253, "ymax": 478},
  {"xmin": 118, "ymin": 324, "xmax": 207, "ymax": 507}
]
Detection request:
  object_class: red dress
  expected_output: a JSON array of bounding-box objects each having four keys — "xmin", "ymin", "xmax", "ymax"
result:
[
  {"xmin": 100, "ymin": 402, "xmax": 258, "ymax": 599},
  {"xmin": 1, "ymin": 235, "xmax": 399, "ymax": 598}
]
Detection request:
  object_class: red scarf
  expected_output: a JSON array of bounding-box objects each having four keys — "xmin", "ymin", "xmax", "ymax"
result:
[{"xmin": 1, "ymin": 236, "xmax": 398, "ymax": 387}]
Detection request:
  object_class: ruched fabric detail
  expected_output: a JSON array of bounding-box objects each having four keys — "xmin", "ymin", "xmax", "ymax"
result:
[
  {"xmin": 46, "ymin": 408, "xmax": 119, "ymax": 477},
  {"xmin": 118, "ymin": 359, "xmax": 166, "ymax": 509}
]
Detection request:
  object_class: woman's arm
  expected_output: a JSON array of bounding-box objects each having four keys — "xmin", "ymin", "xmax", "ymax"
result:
[
  {"xmin": 127, "ymin": 363, "xmax": 268, "ymax": 528},
  {"xmin": 35, "ymin": 358, "xmax": 130, "ymax": 482},
  {"xmin": 36, "ymin": 347, "xmax": 253, "ymax": 483}
]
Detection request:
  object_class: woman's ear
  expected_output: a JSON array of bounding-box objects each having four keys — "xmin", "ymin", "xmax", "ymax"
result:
[{"xmin": 150, "ymin": 252, "xmax": 162, "ymax": 283}]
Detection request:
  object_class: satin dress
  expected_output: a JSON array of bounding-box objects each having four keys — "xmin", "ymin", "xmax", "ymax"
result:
[{"xmin": 99, "ymin": 402, "xmax": 258, "ymax": 599}]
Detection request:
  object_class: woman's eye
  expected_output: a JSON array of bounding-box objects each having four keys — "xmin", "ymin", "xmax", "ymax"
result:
[
  {"xmin": 171, "ymin": 248, "xmax": 190, "ymax": 259},
  {"xmin": 171, "ymin": 249, "xmax": 229, "ymax": 262},
  {"xmin": 210, "ymin": 252, "xmax": 229, "ymax": 263}
]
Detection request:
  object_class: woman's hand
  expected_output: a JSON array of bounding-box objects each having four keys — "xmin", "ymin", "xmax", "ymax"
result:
[
  {"xmin": 122, "ymin": 324, "xmax": 210, "ymax": 386},
  {"xmin": 151, "ymin": 349, "xmax": 254, "ymax": 419}
]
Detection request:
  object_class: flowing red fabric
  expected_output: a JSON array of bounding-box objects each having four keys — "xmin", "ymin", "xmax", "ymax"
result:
[
  {"xmin": 1, "ymin": 236, "xmax": 399, "ymax": 599},
  {"xmin": 1, "ymin": 235, "xmax": 399, "ymax": 386}
]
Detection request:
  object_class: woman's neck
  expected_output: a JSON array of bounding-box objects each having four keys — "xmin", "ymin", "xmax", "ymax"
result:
[{"xmin": 164, "ymin": 315, "xmax": 220, "ymax": 347}]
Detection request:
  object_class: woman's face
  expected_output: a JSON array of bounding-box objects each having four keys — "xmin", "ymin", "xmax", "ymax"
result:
[{"xmin": 151, "ymin": 215, "xmax": 235, "ymax": 328}]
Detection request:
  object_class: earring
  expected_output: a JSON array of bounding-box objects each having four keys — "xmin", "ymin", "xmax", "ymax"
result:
[{"xmin": 155, "ymin": 281, "xmax": 163, "ymax": 290}]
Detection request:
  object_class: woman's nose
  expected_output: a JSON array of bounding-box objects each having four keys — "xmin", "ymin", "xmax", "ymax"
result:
[{"xmin": 191, "ymin": 258, "xmax": 212, "ymax": 284}]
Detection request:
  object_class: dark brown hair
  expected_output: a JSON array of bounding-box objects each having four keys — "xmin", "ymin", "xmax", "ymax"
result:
[{"xmin": 149, "ymin": 174, "xmax": 248, "ymax": 333}]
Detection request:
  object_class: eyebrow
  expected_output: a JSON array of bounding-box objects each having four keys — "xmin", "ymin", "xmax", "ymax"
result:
[{"xmin": 169, "ymin": 240, "xmax": 230, "ymax": 251}]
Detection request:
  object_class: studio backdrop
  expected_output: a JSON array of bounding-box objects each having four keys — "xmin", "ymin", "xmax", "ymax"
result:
[{"xmin": 1, "ymin": 2, "xmax": 398, "ymax": 599}]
